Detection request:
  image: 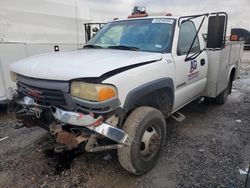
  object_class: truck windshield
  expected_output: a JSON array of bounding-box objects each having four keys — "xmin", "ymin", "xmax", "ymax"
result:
[{"xmin": 87, "ymin": 18, "xmax": 175, "ymax": 53}]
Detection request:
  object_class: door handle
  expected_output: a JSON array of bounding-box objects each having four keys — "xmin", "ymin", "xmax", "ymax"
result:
[{"xmin": 200, "ymin": 59, "xmax": 205, "ymax": 66}]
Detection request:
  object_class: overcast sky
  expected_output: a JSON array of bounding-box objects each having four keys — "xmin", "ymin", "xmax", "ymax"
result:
[{"xmin": 85, "ymin": 0, "xmax": 250, "ymax": 31}]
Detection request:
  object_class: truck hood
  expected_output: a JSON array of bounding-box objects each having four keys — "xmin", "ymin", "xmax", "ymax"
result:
[{"xmin": 11, "ymin": 49, "xmax": 162, "ymax": 81}]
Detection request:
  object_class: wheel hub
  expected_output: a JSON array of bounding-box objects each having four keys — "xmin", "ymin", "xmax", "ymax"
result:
[
  {"xmin": 148, "ymin": 133, "xmax": 160, "ymax": 153},
  {"xmin": 140, "ymin": 126, "xmax": 161, "ymax": 158}
]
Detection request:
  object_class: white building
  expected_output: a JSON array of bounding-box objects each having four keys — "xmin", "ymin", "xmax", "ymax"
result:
[{"xmin": 0, "ymin": 0, "xmax": 92, "ymax": 103}]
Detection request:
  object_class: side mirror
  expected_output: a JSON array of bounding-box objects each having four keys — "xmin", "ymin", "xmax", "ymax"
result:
[{"xmin": 206, "ymin": 14, "xmax": 227, "ymax": 49}]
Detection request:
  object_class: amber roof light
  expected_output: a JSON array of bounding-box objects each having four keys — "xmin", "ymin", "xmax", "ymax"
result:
[{"xmin": 128, "ymin": 6, "xmax": 148, "ymax": 19}]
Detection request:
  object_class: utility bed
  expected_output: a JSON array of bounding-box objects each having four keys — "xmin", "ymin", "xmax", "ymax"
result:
[{"xmin": 204, "ymin": 41, "xmax": 244, "ymax": 97}]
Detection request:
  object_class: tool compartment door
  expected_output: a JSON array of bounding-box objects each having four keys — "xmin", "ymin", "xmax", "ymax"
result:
[
  {"xmin": 217, "ymin": 45, "xmax": 231, "ymax": 94},
  {"xmin": 229, "ymin": 42, "xmax": 244, "ymax": 78}
]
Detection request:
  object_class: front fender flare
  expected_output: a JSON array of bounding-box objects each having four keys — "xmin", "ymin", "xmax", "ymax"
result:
[{"xmin": 123, "ymin": 78, "xmax": 174, "ymax": 113}]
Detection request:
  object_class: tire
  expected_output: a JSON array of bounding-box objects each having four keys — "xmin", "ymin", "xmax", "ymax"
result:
[
  {"xmin": 215, "ymin": 78, "xmax": 233, "ymax": 105},
  {"xmin": 118, "ymin": 106, "xmax": 166, "ymax": 175}
]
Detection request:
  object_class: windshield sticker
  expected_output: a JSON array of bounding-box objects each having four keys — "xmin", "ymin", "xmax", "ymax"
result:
[
  {"xmin": 155, "ymin": 44, "xmax": 162, "ymax": 48},
  {"xmin": 152, "ymin": 19, "xmax": 174, "ymax": 24}
]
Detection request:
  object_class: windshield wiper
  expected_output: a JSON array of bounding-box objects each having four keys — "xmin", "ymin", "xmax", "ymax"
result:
[
  {"xmin": 83, "ymin": 44, "xmax": 103, "ymax": 49},
  {"xmin": 107, "ymin": 45, "xmax": 139, "ymax": 51}
]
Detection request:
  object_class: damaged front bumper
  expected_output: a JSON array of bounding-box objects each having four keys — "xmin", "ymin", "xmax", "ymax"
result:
[
  {"xmin": 14, "ymin": 96, "xmax": 131, "ymax": 146},
  {"xmin": 52, "ymin": 108, "xmax": 131, "ymax": 145}
]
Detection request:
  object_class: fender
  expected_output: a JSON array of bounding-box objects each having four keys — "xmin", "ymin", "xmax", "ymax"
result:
[{"xmin": 123, "ymin": 78, "xmax": 174, "ymax": 113}]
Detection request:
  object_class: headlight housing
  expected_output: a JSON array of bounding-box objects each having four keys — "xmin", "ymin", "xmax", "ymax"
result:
[
  {"xmin": 70, "ymin": 82, "xmax": 117, "ymax": 102},
  {"xmin": 10, "ymin": 71, "xmax": 17, "ymax": 82}
]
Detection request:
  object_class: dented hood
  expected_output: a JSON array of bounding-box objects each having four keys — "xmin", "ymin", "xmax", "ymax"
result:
[{"xmin": 11, "ymin": 49, "xmax": 162, "ymax": 81}]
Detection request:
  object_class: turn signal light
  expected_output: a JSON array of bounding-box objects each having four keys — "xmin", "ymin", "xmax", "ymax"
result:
[{"xmin": 98, "ymin": 87, "xmax": 116, "ymax": 101}]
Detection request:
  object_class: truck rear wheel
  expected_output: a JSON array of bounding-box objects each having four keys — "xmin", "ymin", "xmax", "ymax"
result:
[
  {"xmin": 215, "ymin": 78, "xmax": 233, "ymax": 105},
  {"xmin": 118, "ymin": 106, "xmax": 166, "ymax": 175}
]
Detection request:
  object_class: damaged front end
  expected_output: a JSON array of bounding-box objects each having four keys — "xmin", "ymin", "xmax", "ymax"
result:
[{"xmin": 10, "ymin": 75, "xmax": 131, "ymax": 153}]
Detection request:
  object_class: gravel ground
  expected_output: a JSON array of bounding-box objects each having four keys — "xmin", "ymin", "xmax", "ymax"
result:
[{"xmin": 0, "ymin": 52, "xmax": 250, "ymax": 188}]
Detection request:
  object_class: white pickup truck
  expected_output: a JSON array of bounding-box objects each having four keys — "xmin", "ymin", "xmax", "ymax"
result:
[{"xmin": 9, "ymin": 9, "xmax": 243, "ymax": 175}]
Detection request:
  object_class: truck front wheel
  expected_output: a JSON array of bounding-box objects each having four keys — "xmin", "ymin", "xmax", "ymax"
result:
[{"xmin": 118, "ymin": 106, "xmax": 166, "ymax": 175}]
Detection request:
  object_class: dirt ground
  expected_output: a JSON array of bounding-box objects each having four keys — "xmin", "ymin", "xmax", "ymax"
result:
[{"xmin": 0, "ymin": 52, "xmax": 250, "ymax": 188}]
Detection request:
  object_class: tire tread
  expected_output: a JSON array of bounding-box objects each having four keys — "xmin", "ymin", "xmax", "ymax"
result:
[{"xmin": 118, "ymin": 106, "xmax": 165, "ymax": 175}]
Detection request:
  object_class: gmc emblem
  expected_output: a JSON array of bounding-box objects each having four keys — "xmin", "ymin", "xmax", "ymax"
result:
[{"xmin": 26, "ymin": 88, "xmax": 42, "ymax": 98}]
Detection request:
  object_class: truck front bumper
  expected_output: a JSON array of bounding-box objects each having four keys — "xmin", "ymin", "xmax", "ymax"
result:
[
  {"xmin": 15, "ymin": 96, "xmax": 131, "ymax": 145},
  {"xmin": 52, "ymin": 107, "xmax": 131, "ymax": 145}
]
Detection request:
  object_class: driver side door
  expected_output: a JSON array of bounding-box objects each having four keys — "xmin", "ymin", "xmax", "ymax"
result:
[{"xmin": 173, "ymin": 21, "xmax": 208, "ymax": 110}]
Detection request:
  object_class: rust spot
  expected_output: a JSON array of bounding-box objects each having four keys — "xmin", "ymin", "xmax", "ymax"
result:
[
  {"xmin": 56, "ymin": 132, "xmax": 79, "ymax": 150},
  {"xmin": 55, "ymin": 131, "xmax": 89, "ymax": 151}
]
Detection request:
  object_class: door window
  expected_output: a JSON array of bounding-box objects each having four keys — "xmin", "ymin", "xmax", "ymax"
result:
[{"xmin": 177, "ymin": 21, "xmax": 200, "ymax": 55}]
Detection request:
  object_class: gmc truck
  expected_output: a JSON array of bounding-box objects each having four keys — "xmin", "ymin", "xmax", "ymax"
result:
[{"xmin": 8, "ymin": 8, "xmax": 244, "ymax": 175}]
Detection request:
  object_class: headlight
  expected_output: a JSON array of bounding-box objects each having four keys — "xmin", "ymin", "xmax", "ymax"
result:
[
  {"xmin": 10, "ymin": 71, "xmax": 17, "ymax": 82},
  {"xmin": 70, "ymin": 82, "xmax": 117, "ymax": 102}
]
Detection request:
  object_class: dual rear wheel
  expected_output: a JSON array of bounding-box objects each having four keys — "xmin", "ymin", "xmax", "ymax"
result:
[{"xmin": 215, "ymin": 78, "xmax": 233, "ymax": 104}]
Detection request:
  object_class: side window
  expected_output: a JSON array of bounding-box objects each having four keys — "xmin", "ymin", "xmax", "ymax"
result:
[{"xmin": 177, "ymin": 21, "xmax": 200, "ymax": 55}]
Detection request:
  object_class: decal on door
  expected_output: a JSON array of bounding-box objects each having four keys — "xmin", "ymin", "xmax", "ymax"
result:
[
  {"xmin": 188, "ymin": 60, "xmax": 199, "ymax": 81},
  {"xmin": 188, "ymin": 72, "xmax": 199, "ymax": 81},
  {"xmin": 190, "ymin": 60, "xmax": 197, "ymax": 73}
]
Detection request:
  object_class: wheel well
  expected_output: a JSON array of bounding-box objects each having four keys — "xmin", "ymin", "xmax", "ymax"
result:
[
  {"xmin": 121, "ymin": 78, "xmax": 174, "ymax": 126},
  {"xmin": 228, "ymin": 68, "xmax": 236, "ymax": 94},
  {"xmin": 230, "ymin": 68, "xmax": 236, "ymax": 81},
  {"xmin": 132, "ymin": 88, "xmax": 173, "ymax": 117}
]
